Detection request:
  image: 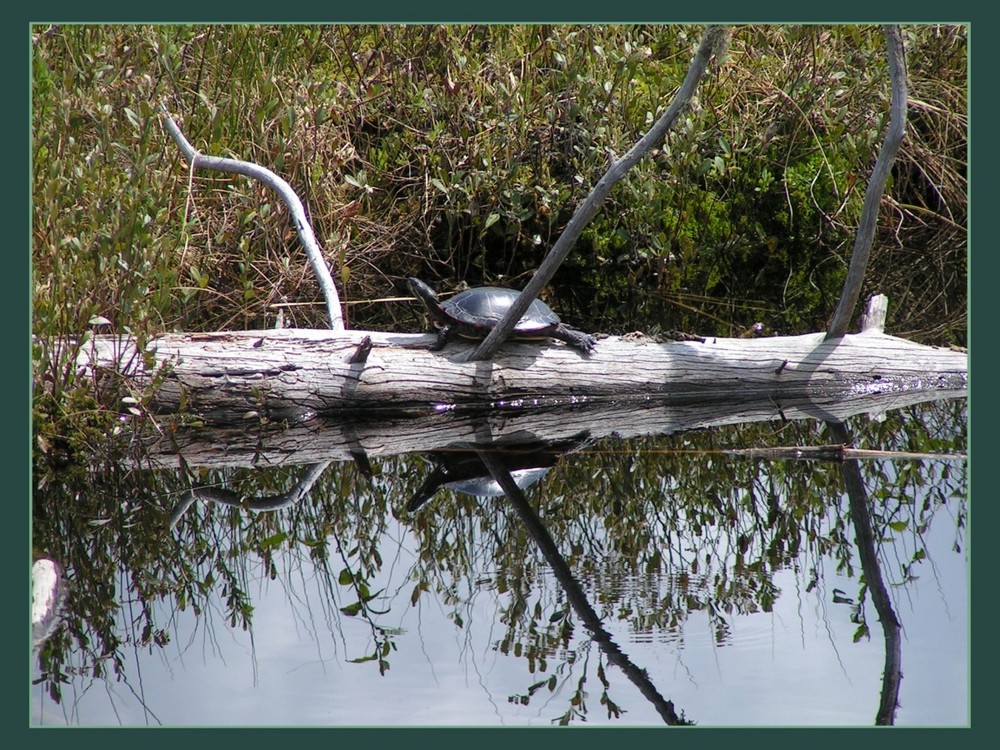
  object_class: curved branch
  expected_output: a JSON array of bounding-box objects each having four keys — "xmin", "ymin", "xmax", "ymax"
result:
[
  {"xmin": 826, "ymin": 25, "xmax": 908, "ymax": 339},
  {"xmin": 467, "ymin": 26, "xmax": 731, "ymax": 361},
  {"xmin": 159, "ymin": 104, "xmax": 345, "ymax": 332},
  {"xmin": 168, "ymin": 460, "xmax": 333, "ymax": 527}
]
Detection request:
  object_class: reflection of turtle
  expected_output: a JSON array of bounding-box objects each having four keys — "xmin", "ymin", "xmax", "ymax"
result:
[
  {"xmin": 407, "ymin": 457, "xmax": 550, "ymax": 513},
  {"xmin": 406, "ymin": 433, "xmax": 591, "ymax": 513},
  {"xmin": 407, "ymin": 277, "xmax": 596, "ymax": 353}
]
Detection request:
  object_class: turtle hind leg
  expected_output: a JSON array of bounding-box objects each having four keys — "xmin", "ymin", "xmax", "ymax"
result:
[{"xmin": 552, "ymin": 325, "xmax": 597, "ymax": 353}]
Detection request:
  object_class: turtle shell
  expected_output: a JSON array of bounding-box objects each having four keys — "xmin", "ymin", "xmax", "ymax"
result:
[{"xmin": 441, "ymin": 286, "xmax": 560, "ymax": 337}]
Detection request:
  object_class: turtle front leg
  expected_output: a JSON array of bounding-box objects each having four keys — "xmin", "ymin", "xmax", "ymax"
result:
[{"xmin": 429, "ymin": 324, "xmax": 452, "ymax": 351}]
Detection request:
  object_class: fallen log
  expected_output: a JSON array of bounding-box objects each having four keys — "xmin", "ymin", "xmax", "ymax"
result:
[{"xmin": 76, "ymin": 322, "xmax": 966, "ymax": 425}]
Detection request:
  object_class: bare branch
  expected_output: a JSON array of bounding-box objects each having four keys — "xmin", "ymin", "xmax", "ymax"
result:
[
  {"xmin": 159, "ymin": 104, "xmax": 345, "ymax": 332},
  {"xmin": 467, "ymin": 26, "xmax": 731, "ymax": 362},
  {"xmin": 826, "ymin": 26, "xmax": 908, "ymax": 340}
]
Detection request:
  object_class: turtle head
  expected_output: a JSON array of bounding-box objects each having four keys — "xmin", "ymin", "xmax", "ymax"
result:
[{"xmin": 407, "ymin": 277, "xmax": 440, "ymax": 310}]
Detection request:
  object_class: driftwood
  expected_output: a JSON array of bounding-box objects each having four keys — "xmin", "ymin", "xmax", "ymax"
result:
[{"xmin": 82, "ymin": 322, "xmax": 965, "ymax": 419}]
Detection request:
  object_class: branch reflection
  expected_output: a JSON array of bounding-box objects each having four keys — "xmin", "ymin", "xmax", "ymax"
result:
[
  {"xmin": 827, "ymin": 420, "xmax": 902, "ymax": 725},
  {"xmin": 476, "ymin": 448, "xmax": 693, "ymax": 725}
]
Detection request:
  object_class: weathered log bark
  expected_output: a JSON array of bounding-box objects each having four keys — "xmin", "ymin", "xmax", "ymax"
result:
[
  {"xmin": 78, "ymin": 327, "xmax": 964, "ymax": 412},
  {"xmin": 79, "ymin": 327, "xmax": 966, "ymax": 420}
]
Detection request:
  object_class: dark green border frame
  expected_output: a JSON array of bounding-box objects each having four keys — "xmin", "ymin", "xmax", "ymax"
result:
[{"xmin": 12, "ymin": 2, "xmax": 982, "ymax": 744}]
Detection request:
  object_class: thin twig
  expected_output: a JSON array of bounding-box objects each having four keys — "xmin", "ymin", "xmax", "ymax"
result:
[
  {"xmin": 826, "ymin": 26, "xmax": 908, "ymax": 339},
  {"xmin": 467, "ymin": 26, "xmax": 731, "ymax": 362},
  {"xmin": 721, "ymin": 444, "xmax": 965, "ymax": 462},
  {"xmin": 159, "ymin": 103, "xmax": 345, "ymax": 332}
]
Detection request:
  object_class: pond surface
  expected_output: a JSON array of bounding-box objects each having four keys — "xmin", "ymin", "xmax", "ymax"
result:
[{"xmin": 31, "ymin": 399, "xmax": 967, "ymax": 727}]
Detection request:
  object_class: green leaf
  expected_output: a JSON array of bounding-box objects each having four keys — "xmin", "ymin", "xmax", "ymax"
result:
[
  {"xmin": 338, "ymin": 568, "xmax": 353, "ymax": 586},
  {"xmin": 340, "ymin": 601, "xmax": 362, "ymax": 616},
  {"xmin": 124, "ymin": 107, "xmax": 141, "ymax": 131},
  {"xmin": 259, "ymin": 532, "xmax": 287, "ymax": 551}
]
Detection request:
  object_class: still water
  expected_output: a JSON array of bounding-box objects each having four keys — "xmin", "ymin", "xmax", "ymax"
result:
[{"xmin": 31, "ymin": 399, "xmax": 968, "ymax": 727}]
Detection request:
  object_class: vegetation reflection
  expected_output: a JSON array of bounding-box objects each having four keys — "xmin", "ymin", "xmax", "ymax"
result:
[{"xmin": 33, "ymin": 399, "xmax": 965, "ymax": 723}]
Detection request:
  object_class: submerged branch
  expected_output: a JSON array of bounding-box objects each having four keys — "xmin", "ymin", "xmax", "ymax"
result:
[
  {"xmin": 477, "ymin": 450, "xmax": 690, "ymax": 725},
  {"xmin": 720, "ymin": 444, "xmax": 965, "ymax": 462},
  {"xmin": 827, "ymin": 421, "xmax": 903, "ymax": 725},
  {"xmin": 168, "ymin": 460, "xmax": 332, "ymax": 527}
]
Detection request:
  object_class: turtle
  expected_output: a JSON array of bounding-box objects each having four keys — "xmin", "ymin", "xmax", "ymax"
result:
[{"xmin": 407, "ymin": 277, "xmax": 596, "ymax": 353}]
